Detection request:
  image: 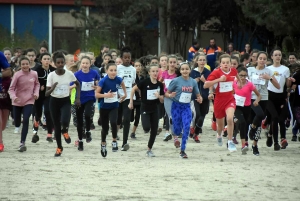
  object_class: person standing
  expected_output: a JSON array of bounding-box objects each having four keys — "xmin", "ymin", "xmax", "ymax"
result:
[
  {"xmin": 203, "ymin": 38, "xmax": 222, "ymax": 71},
  {"xmin": 188, "ymin": 40, "xmax": 200, "ymax": 62},
  {"xmin": 94, "ymin": 45, "xmax": 109, "ymax": 68}
]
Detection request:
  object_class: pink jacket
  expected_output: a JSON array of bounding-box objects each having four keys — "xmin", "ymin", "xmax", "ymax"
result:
[{"xmin": 8, "ymin": 70, "xmax": 40, "ymax": 106}]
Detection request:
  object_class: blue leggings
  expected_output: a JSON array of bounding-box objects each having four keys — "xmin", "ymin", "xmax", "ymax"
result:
[
  {"xmin": 171, "ymin": 101, "xmax": 192, "ymax": 151},
  {"xmin": 13, "ymin": 104, "xmax": 33, "ymax": 143}
]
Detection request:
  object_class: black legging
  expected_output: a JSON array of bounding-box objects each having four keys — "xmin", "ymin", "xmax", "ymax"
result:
[
  {"xmin": 234, "ymin": 106, "xmax": 251, "ymax": 140},
  {"xmin": 193, "ymin": 99, "xmax": 210, "ymax": 134},
  {"xmin": 117, "ymin": 99, "xmax": 131, "ymax": 146},
  {"xmin": 141, "ymin": 103, "xmax": 159, "ymax": 149},
  {"xmin": 250, "ymin": 100, "xmax": 268, "ymax": 127},
  {"xmin": 130, "ymin": 101, "xmax": 141, "ymax": 127},
  {"xmin": 100, "ymin": 107, "xmax": 118, "ymax": 142},
  {"xmin": 76, "ymin": 100, "xmax": 94, "ymax": 140},
  {"xmin": 34, "ymin": 95, "xmax": 53, "ymax": 134},
  {"xmin": 266, "ymin": 91, "xmax": 287, "ymax": 144},
  {"xmin": 49, "ymin": 96, "xmax": 71, "ymax": 148}
]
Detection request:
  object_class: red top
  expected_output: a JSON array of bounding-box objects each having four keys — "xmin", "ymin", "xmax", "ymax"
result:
[{"xmin": 207, "ymin": 67, "xmax": 237, "ymax": 97}]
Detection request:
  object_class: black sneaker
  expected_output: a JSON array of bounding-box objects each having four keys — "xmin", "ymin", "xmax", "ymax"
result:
[
  {"xmin": 86, "ymin": 131, "xmax": 92, "ymax": 143},
  {"xmin": 252, "ymin": 145, "xmax": 259, "ymax": 156},
  {"xmin": 179, "ymin": 151, "xmax": 188, "ymax": 159},
  {"xmin": 130, "ymin": 133, "xmax": 136, "ymax": 139},
  {"xmin": 291, "ymin": 135, "xmax": 297, "ymax": 141},
  {"xmin": 266, "ymin": 135, "xmax": 273, "ymax": 147},
  {"xmin": 54, "ymin": 147, "xmax": 63, "ymax": 157},
  {"xmin": 90, "ymin": 123, "xmax": 95, "ymax": 130},
  {"xmin": 46, "ymin": 136, "xmax": 53, "ymax": 143},
  {"xmin": 18, "ymin": 144, "xmax": 27, "ymax": 152},
  {"xmin": 78, "ymin": 141, "xmax": 83, "ymax": 151},
  {"xmin": 178, "ymin": 133, "xmax": 183, "ymax": 138},
  {"xmin": 31, "ymin": 134, "xmax": 39, "ymax": 143},
  {"xmin": 274, "ymin": 143, "xmax": 281, "ymax": 151},
  {"xmin": 248, "ymin": 125, "xmax": 255, "ymax": 141},
  {"xmin": 112, "ymin": 141, "xmax": 118, "ymax": 152},
  {"xmin": 121, "ymin": 144, "xmax": 130, "ymax": 151},
  {"xmin": 101, "ymin": 145, "xmax": 107, "ymax": 157}
]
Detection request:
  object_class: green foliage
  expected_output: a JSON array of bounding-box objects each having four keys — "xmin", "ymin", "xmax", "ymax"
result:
[{"xmin": 0, "ymin": 25, "xmax": 40, "ymax": 51}]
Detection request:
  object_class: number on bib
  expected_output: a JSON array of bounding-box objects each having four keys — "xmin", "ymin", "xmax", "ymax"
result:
[
  {"xmin": 81, "ymin": 81, "xmax": 94, "ymax": 91},
  {"xmin": 104, "ymin": 92, "xmax": 118, "ymax": 103},
  {"xmin": 147, "ymin": 89, "xmax": 158, "ymax": 100},
  {"xmin": 234, "ymin": 94, "xmax": 246, "ymax": 107},
  {"xmin": 219, "ymin": 81, "xmax": 233, "ymax": 93},
  {"xmin": 179, "ymin": 92, "xmax": 191, "ymax": 103}
]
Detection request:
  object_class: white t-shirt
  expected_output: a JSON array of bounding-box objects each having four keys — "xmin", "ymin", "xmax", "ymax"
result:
[
  {"xmin": 117, "ymin": 64, "xmax": 136, "ymax": 99},
  {"xmin": 46, "ymin": 70, "xmax": 77, "ymax": 98},
  {"xmin": 267, "ymin": 65, "xmax": 290, "ymax": 93},
  {"xmin": 247, "ymin": 67, "xmax": 273, "ymax": 100}
]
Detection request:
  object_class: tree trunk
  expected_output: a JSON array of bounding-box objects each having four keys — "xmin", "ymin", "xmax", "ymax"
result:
[
  {"xmin": 166, "ymin": 0, "xmax": 172, "ymax": 53},
  {"xmin": 159, "ymin": 6, "xmax": 167, "ymax": 53}
]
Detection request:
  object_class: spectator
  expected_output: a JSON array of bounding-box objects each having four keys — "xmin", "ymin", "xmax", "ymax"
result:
[
  {"xmin": 203, "ymin": 38, "xmax": 222, "ymax": 71},
  {"xmin": 187, "ymin": 40, "xmax": 200, "ymax": 62},
  {"xmin": 94, "ymin": 44, "xmax": 109, "ymax": 67}
]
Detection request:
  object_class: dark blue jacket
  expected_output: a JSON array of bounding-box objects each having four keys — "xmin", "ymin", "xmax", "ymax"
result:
[{"xmin": 190, "ymin": 67, "xmax": 211, "ymax": 99}]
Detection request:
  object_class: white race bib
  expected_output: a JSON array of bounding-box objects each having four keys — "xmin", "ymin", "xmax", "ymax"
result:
[
  {"xmin": 104, "ymin": 92, "xmax": 118, "ymax": 103},
  {"xmin": 234, "ymin": 94, "xmax": 246, "ymax": 107},
  {"xmin": 81, "ymin": 81, "xmax": 94, "ymax": 91},
  {"xmin": 123, "ymin": 76, "xmax": 132, "ymax": 88},
  {"xmin": 179, "ymin": 92, "xmax": 192, "ymax": 103},
  {"xmin": 219, "ymin": 81, "xmax": 233, "ymax": 93},
  {"xmin": 252, "ymin": 74, "xmax": 265, "ymax": 85},
  {"xmin": 53, "ymin": 84, "xmax": 69, "ymax": 96},
  {"xmin": 147, "ymin": 89, "xmax": 159, "ymax": 100},
  {"xmin": 164, "ymin": 79, "xmax": 172, "ymax": 89}
]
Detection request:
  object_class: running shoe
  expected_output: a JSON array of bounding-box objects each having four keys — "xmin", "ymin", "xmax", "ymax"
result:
[
  {"xmin": 292, "ymin": 126, "xmax": 298, "ymax": 135},
  {"xmin": 174, "ymin": 138, "xmax": 180, "ymax": 148},
  {"xmin": 14, "ymin": 127, "xmax": 20, "ymax": 134},
  {"xmin": 33, "ymin": 120, "xmax": 39, "ymax": 132},
  {"xmin": 0, "ymin": 144, "xmax": 4, "ymax": 152},
  {"xmin": 146, "ymin": 150, "xmax": 155, "ymax": 157},
  {"xmin": 101, "ymin": 145, "xmax": 107, "ymax": 157},
  {"xmin": 232, "ymin": 137, "xmax": 238, "ymax": 145},
  {"xmin": 74, "ymin": 140, "xmax": 79, "ymax": 147},
  {"xmin": 280, "ymin": 139, "xmax": 288, "ymax": 149},
  {"xmin": 228, "ymin": 141, "xmax": 237, "ymax": 152},
  {"xmin": 291, "ymin": 135, "xmax": 297, "ymax": 142},
  {"xmin": 62, "ymin": 133, "xmax": 71, "ymax": 144},
  {"xmin": 274, "ymin": 143, "xmax": 281, "ymax": 151},
  {"xmin": 178, "ymin": 133, "xmax": 183, "ymax": 138},
  {"xmin": 193, "ymin": 134, "xmax": 200, "ymax": 143},
  {"xmin": 86, "ymin": 131, "xmax": 92, "ymax": 143},
  {"xmin": 46, "ymin": 136, "xmax": 53, "ymax": 143},
  {"xmin": 266, "ymin": 135, "xmax": 273, "ymax": 147},
  {"xmin": 241, "ymin": 144, "xmax": 248, "ymax": 155},
  {"xmin": 211, "ymin": 120, "xmax": 217, "ymax": 131},
  {"xmin": 78, "ymin": 141, "xmax": 83, "ymax": 151},
  {"xmin": 121, "ymin": 144, "xmax": 130, "ymax": 151},
  {"xmin": 261, "ymin": 118, "xmax": 267, "ymax": 129},
  {"xmin": 54, "ymin": 147, "xmax": 63, "ymax": 157},
  {"xmin": 216, "ymin": 134, "xmax": 223, "ymax": 146},
  {"xmin": 18, "ymin": 144, "xmax": 27, "ymax": 152},
  {"xmin": 179, "ymin": 151, "xmax": 188, "ymax": 159},
  {"xmin": 112, "ymin": 141, "xmax": 118, "ymax": 152},
  {"xmin": 252, "ymin": 145, "xmax": 259, "ymax": 156},
  {"xmin": 130, "ymin": 133, "xmax": 136, "ymax": 139},
  {"xmin": 163, "ymin": 133, "xmax": 172, "ymax": 141},
  {"xmin": 31, "ymin": 134, "xmax": 39, "ymax": 143}
]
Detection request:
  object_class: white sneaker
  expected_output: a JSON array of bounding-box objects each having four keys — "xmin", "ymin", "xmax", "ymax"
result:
[
  {"xmin": 228, "ymin": 141, "xmax": 237, "ymax": 152},
  {"xmin": 14, "ymin": 127, "xmax": 20, "ymax": 134},
  {"xmin": 163, "ymin": 133, "xmax": 172, "ymax": 141}
]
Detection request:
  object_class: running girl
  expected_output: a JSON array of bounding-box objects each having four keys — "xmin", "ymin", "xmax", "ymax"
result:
[
  {"xmin": 46, "ymin": 52, "xmax": 81, "ymax": 157},
  {"xmin": 74, "ymin": 56, "xmax": 100, "ymax": 151},
  {"xmin": 165, "ymin": 62, "xmax": 202, "ymax": 158},
  {"xmin": 95, "ymin": 62, "xmax": 127, "ymax": 157},
  {"xmin": 204, "ymin": 54, "xmax": 242, "ymax": 152},
  {"xmin": 8, "ymin": 57, "xmax": 40, "ymax": 152},
  {"xmin": 128, "ymin": 64, "xmax": 164, "ymax": 157}
]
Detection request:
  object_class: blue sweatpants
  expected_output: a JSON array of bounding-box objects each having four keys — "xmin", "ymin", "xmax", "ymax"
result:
[{"xmin": 171, "ymin": 101, "xmax": 192, "ymax": 151}]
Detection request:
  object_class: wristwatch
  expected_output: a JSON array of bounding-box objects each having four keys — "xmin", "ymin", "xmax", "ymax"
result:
[{"xmin": 269, "ymin": 77, "xmax": 273, "ymax": 81}]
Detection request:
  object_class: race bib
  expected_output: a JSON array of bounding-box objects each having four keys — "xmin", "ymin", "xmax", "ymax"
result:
[
  {"xmin": 298, "ymin": 85, "xmax": 300, "ymax": 95},
  {"xmin": 164, "ymin": 79, "xmax": 172, "ymax": 89},
  {"xmin": 219, "ymin": 81, "xmax": 233, "ymax": 93},
  {"xmin": 123, "ymin": 76, "xmax": 132, "ymax": 88},
  {"xmin": 252, "ymin": 74, "xmax": 265, "ymax": 85},
  {"xmin": 81, "ymin": 81, "xmax": 94, "ymax": 91},
  {"xmin": 104, "ymin": 92, "xmax": 118, "ymax": 103},
  {"xmin": 179, "ymin": 92, "xmax": 192, "ymax": 103},
  {"xmin": 147, "ymin": 89, "xmax": 159, "ymax": 100},
  {"xmin": 53, "ymin": 84, "xmax": 69, "ymax": 96},
  {"xmin": 234, "ymin": 94, "xmax": 246, "ymax": 107}
]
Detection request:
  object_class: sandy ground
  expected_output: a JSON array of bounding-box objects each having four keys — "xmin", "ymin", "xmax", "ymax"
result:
[{"xmin": 0, "ymin": 105, "xmax": 300, "ymax": 201}]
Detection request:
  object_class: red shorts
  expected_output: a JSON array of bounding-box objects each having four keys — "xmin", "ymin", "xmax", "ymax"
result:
[{"xmin": 214, "ymin": 97, "xmax": 236, "ymax": 119}]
